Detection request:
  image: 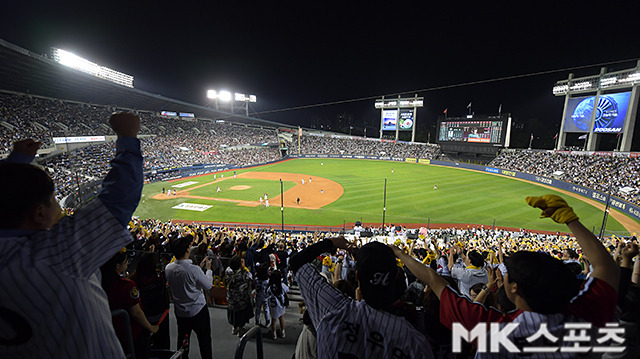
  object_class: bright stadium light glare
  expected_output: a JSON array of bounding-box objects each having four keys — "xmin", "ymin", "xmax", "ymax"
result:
[
  {"xmin": 235, "ymin": 93, "xmax": 246, "ymax": 101},
  {"xmin": 569, "ymin": 81, "xmax": 592, "ymax": 91},
  {"xmin": 553, "ymin": 84, "xmax": 569, "ymax": 95},
  {"xmin": 218, "ymin": 91, "xmax": 232, "ymax": 102},
  {"xmin": 51, "ymin": 48, "xmax": 134, "ymax": 88},
  {"xmin": 600, "ymin": 77, "xmax": 617, "ymax": 86},
  {"xmin": 207, "ymin": 90, "xmax": 217, "ymax": 99},
  {"xmin": 249, "ymin": 95, "xmax": 257, "ymax": 103}
]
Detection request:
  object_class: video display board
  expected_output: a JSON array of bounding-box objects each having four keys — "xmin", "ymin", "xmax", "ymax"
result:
[
  {"xmin": 382, "ymin": 110, "xmax": 398, "ymax": 131},
  {"xmin": 438, "ymin": 119, "xmax": 505, "ymax": 145},
  {"xmin": 398, "ymin": 109, "xmax": 414, "ymax": 131},
  {"xmin": 562, "ymin": 92, "xmax": 631, "ymax": 133}
]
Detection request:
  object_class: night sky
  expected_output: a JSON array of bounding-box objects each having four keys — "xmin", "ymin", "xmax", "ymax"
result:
[{"xmin": 1, "ymin": 2, "xmax": 639, "ymax": 148}]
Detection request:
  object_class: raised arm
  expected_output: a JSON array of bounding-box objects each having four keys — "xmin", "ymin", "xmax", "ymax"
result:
[
  {"xmin": 447, "ymin": 246, "xmax": 455, "ymax": 271},
  {"xmin": 98, "ymin": 112, "xmax": 143, "ymax": 227},
  {"xmin": 527, "ymin": 194, "xmax": 620, "ymax": 292},
  {"xmin": 498, "ymin": 239, "xmax": 505, "ymax": 264},
  {"xmin": 391, "ymin": 245, "xmax": 449, "ymax": 299}
]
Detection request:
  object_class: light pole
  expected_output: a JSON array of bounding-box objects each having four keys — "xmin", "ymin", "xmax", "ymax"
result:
[{"xmin": 280, "ymin": 179, "xmax": 284, "ymax": 231}]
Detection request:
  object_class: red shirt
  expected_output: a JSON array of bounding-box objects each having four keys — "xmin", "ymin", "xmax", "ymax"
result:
[
  {"xmin": 439, "ymin": 278, "xmax": 618, "ymax": 357},
  {"xmin": 107, "ymin": 277, "xmax": 144, "ymax": 341}
]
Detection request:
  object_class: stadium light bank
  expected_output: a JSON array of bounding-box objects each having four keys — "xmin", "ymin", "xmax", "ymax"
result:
[
  {"xmin": 51, "ymin": 48, "xmax": 134, "ymax": 88},
  {"xmin": 207, "ymin": 89, "xmax": 256, "ymax": 116}
]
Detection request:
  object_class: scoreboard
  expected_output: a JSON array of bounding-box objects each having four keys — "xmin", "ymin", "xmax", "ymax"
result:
[{"xmin": 437, "ymin": 115, "xmax": 511, "ymax": 147}]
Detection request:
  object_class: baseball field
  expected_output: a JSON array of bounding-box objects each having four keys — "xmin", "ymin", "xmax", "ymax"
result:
[{"xmin": 134, "ymin": 158, "xmax": 640, "ymax": 234}]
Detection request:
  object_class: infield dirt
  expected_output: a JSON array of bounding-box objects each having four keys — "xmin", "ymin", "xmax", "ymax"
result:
[{"xmin": 152, "ymin": 171, "xmax": 344, "ymax": 210}]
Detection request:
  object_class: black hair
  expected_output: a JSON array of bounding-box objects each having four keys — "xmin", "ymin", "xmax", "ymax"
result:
[
  {"xmin": 255, "ymin": 263, "xmax": 269, "ymax": 280},
  {"xmin": 469, "ymin": 283, "xmax": 484, "ymax": 297},
  {"xmin": 229, "ymin": 255, "xmax": 242, "ymax": 271},
  {"xmin": 467, "ymin": 250, "xmax": 485, "ymax": 267},
  {"xmin": 565, "ymin": 262, "xmax": 583, "ymax": 277},
  {"xmin": 131, "ymin": 252, "xmax": 159, "ymax": 283},
  {"xmin": 171, "ymin": 235, "xmax": 193, "ymax": 259},
  {"xmin": 564, "ymin": 248, "xmax": 579, "ymax": 259},
  {"xmin": 429, "ymin": 259, "xmax": 437, "ymax": 271},
  {"xmin": 0, "ymin": 163, "xmax": 55, "ymax": 228},
  {"xmin": 496, "ymin": 286, "xmax": 516, "ymax": 313},
  {"xmin": 100, "ymin": 251, "xmax": 129, "ymax": 291},
  {"xmin": 505, "ymin": 251, "xmax": 580, "ymax": 314}
]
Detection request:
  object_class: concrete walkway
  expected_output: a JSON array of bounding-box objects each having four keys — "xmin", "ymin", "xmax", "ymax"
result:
[{"xmin": 165, "ymin": 302, "xmax": 303, "ymax": 359}]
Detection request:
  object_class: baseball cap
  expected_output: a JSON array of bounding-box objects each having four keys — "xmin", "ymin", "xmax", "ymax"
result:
[{"xmin": 356, "ymin": 242, "xmax": 398, "ymax": 309}]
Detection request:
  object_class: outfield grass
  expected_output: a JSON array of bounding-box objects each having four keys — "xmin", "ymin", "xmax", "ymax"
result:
[{"xmin": 135, "ymin": 158, "xmax": 634, "ymax": 233}]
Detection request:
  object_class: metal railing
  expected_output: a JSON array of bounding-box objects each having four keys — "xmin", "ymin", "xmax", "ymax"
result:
[{"xmin": 234, "ymin": 325, "xmax": 264, "ymax": 359}]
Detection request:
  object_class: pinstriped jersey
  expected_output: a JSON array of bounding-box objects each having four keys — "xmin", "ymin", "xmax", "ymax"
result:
[
  {"xmin": 0, "ymin": 199, "xmax": 132, "ymax": 358},
  {"xmin": 296, "ymin": 263, "xmax": 434, "ymax": 359}
]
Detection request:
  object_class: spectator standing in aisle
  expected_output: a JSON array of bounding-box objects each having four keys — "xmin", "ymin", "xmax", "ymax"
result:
[
  {"xmin": 226, "ymin": 255, "xmax": 254, "ymax": 337},
  {"xmin": 267, "ymin": 270, "xmax": 290, "ymax": 339},
  {"xmin": 165, "ymin": 235, "xmax": 214, "ymax": 359},
  {"xmin": 254, "ymin": 264, "xmax": 271, "ymax": 327}
]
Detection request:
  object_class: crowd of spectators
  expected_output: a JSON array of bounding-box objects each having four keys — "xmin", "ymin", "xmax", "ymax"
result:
[
  {"xmin": 4, "ymin": 109, "xmax": 640, "ymax": 358},
  {"xmin": 39, "ymin": 142, "xmax": 114, "ymax": 199},
  {"xmin": 4, "ymin": 90, "xmax": 640, "ymax": 209},
  {"xmin": 0, "ymin": 92, "xmax": 281, "ymax": 199},
  {"xmin": 490, "ymin": 150, "xmax": 640, "ymax": 204},
  {"xmin": 292, "ymin": 133, "xmax": 442, "ymax": 159},
  {"xmin": 121, "ymin": 211, "xmax": 639, "ymax": 358}
]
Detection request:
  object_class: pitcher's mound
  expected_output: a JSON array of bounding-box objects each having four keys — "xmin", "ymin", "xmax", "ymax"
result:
[{"xmin": 230, "ymin": 185, "xmax": 251, "ymax": 190}]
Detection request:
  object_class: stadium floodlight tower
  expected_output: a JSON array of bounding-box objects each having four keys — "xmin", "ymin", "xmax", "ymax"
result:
[
  {"xmin": 51, "ymin": 48, "xmax": 134, "ymax": 88},
  {"xmin": 553, "ymin": 60, "xmax": 640, "ymax": 151},
  {"xmin": 374, "ymin": 95, "xmax": 423, "ymax": 142},
  {"xmin": 207, "ymin": 89, "xmax": 256, "ymax": 116}
]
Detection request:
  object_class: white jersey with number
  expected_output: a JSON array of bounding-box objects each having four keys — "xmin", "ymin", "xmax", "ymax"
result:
[{"xmin": 296, "ymin": 263, "xmax": 433, "ymax": 359}]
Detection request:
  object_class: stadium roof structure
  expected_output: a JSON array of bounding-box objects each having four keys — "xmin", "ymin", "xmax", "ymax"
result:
[{"xmin": 0, "ymin": 38, "xmax": 287, "ymax": 129}]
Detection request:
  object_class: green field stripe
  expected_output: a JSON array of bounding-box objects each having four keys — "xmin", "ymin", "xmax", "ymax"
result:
[{"xmin": 135, "ymin": 159, "xmax": 635, "ymax": 232}]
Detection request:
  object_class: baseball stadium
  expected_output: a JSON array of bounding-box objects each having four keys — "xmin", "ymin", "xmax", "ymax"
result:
[{"xmin": 1, "ymin": 30, "xmax": 640, "ymax": 358}]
